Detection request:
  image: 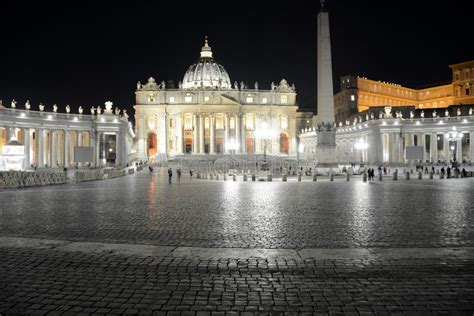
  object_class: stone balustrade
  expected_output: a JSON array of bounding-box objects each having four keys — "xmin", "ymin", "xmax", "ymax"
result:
[
  {"xmin": 74, "ymin": 170, "xmax": 104, "ymax": 182},
  {"xmin": 0, "ymin": 170, "xmax": 67, "ymax": 189}
]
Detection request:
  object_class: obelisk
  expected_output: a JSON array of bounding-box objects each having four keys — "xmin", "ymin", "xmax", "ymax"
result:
[{"xmin": 315, "ymin": 0, "xmax": 337, "ymax": 166}]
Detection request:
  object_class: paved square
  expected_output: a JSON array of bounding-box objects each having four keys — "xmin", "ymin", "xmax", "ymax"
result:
[{"xmin": 1, "ymin": 169, "xmax": 474, "ymax": 314}]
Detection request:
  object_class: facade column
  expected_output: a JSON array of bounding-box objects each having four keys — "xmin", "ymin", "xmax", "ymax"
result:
[
  {"xmin": 224, "ymin": 114, "xmax": 230, "ymax": 153},
  {"xmin": 51, "ymin": 130, "xmax": 57, "ymax": 167},
  {"xmin": 64, "ymin": 130, "xmax": 70, "ymax": 168},
  {"xmin": 199, "ymin": 113, "xmax": 204, "ymax": 154},
  {"xmin": 431, "ymin": 132, "xmax": 438, "ymax": 163},
  {"xmin": 158, "ymin": 112, "xmax": 167, "ymax": 154},
  {"xmin": 176, "ymin": 113, "xmax": 183, "ymax": 154},
  {"xmin": 210, "ymin": 115, "xmax": 215, "ymax": 154},
  {"xmin": 235, "ymin": 113, "xmax": 241, "ymax": 154},
  {"xmin": 240, "ymin": 114, "xmax": 246, "ymax": 154},
  {"xmin": 37, "ymin": 129, "xmax": 44, "ymax": 168},
  {"xmin": 193, "ymin": 114, "xmax": 198, "ymax": 154}
]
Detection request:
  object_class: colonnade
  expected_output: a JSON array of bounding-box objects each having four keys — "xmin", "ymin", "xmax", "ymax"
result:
[{"xmin": 0, "ymin": 126, "xmax": 115, "ymax": 169}]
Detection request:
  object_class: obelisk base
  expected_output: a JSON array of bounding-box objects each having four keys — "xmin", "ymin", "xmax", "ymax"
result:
[{"xmin": 315, "ymin": 130, "xmax": 339, "ymax": 173}]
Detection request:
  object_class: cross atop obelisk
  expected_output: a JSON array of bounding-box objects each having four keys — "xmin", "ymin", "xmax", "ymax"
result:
[{"xmin": 316, "ymin": 0, "xmax": 335, "ymax": 127}]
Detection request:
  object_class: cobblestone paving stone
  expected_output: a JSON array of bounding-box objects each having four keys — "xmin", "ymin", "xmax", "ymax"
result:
[
  {"xmin": 0, "ymin": 247, "xmax": 473, "ymax": 315},
  {"xmin": 1, "ymin": 170, "xmax": 473, "ymax": 248}
]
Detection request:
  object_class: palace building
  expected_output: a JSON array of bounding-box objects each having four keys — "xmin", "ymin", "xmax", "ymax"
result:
[
  {"xmin": 334, "ymin": 61, "xmax": 474, "ymax": 123},
  {"xmin": 134, "ymin": 38, "xmax": 302, "ymax": 160},
  {"xmin": 300, "ymin": 60, "xmax": 474, "ymax": 165}
]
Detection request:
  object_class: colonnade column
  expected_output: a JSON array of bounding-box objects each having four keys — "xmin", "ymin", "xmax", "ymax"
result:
[
  {"xmin": 470, "ymin": 132, "xmax": 474, "ymax": 163},
  {"xmin": 64, "ymin": 130, "xmax": 70, "ymax": 168},
  {"xmin": 115, "ymin": 131, "xmax": 121, "ymax": 166},
  {"xmin": 444, "ymin": 133, "xmax": 450, "ymax": 162},
  {"xmin": 90, "ymin": 130, "xmax": 96, "ymax": 167},
  {"xmin": 210, "ymin": 115, "xmax": 215, "ymax": 154},
  {"xmin": 421, "ymin": 133, "xmax": 426, "ymax": 162},
  {"xmin": 235, "ymin": 113, "xmax": 241, "ymax": 154},
  {"xmin": 193, "ymin": 114, "xmax": 198, "ymax": 154},
  {"xmin": 95, "ymin": 131, "xmax": 101, "ymax": 167},
  {"xmin": 456, "ymin": 139, "xmax": 462, "ymax": 162},
  {"xmin": 224, "ymin": 114, "xmax": 230, "ymax": 153},
  {"xmin": 51, "ymin": 130, "xmax": 58, "ymax": 167},
  {"xmin": 176, "ymin": 113, "xmax": 183, "ymax": 154},
  {"xmin": 37, "ymin": 129, "xmax": 44, "ymax": 168},
  {"xmin": 431, "ymin": 132, "xmax": 438, "ymax": 162},
  {"xmin": 199, "ymin": 114, "xmax": 204, "ymax": 154},
  {"xmin": 24, "ymin": 128, "xmax": 30, "ymax": 169}
]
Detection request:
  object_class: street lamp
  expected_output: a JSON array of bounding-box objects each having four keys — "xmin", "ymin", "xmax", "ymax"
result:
[
  {"xmin": 255, "ymin": 121, "xmax": 276, "ymax": 171},
  {"xmin": 354, "ymin": 138, "xmax": 368, "ymax": 163},
  {"xmin": 227, "ymin": 138, "xmax": 239, "ymax": 173},
  {"xmin": 446, "ymin": 126, "xmax": 463, "ymax": 167}
]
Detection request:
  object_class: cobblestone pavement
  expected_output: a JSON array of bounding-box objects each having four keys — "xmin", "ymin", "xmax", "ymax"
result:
[
  {"xmin": 1, "ymin": 169, "xmax": 474, "ymax": 248},
  {"xmin": 1, "ymin": 170, "xmax": 474, "ymax": 314},
  {"xmin": 0, "ymin": 247, "xmax": 473, "ymax": 315}
]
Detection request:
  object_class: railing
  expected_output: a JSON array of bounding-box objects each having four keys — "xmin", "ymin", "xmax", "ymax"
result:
[
  {"xmin": 0, "ymin": 107, "xmax": 127, "ymax": 122},
  {"xmin": 0, "ymin": 170, "xmax": 67, "ymax": 189}
]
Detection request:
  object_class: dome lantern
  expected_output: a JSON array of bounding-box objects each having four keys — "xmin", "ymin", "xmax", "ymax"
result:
[{"xmin": 182, "ymin": 37, "xmax": 231, "ymax": 90}]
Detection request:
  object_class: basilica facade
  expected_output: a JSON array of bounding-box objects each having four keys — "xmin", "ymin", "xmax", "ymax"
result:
[{"xmin": 134, "ymin": 39, "xmax": 301, "ymax": 160}]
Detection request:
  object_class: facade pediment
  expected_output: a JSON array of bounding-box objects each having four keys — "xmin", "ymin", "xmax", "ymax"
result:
[{"xmin": 203, "ymin": 95, "xmax": 241, "ymax": 106}]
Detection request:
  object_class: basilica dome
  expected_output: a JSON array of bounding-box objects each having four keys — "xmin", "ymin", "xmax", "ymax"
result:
[{"xmin": 182, "ymin": 38, "xmax": 231, "ymax": 90}]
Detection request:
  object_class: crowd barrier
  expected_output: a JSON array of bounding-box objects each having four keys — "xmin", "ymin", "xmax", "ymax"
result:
[
  {"xmin": 74, "ymin": 170, "xmax": 104, "ymax": 182},
  {"xmin": 0, "ymin": 171, "xmax": 67, "ymax": 189}
]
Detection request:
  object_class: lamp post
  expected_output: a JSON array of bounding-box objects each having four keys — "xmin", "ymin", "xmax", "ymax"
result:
[
  {"xmin": 446, "ymin": 126, "xmax": 463, "ymax": 167},
  {"xmin": 255, "ymin": 121, "xmax": 276, "ymax": 171},
  {"xmin": 226, "ymin": 138, "xmax": 239, "ymax": 173},
  {"xmin": 354, "ymin": 138, "xmax": 368, "ymax": 164}
]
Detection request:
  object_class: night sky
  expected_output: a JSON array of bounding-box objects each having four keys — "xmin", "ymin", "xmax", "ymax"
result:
[{"xmin": 1, "ymin": 0, "xmax": 472, "ymax": 116}]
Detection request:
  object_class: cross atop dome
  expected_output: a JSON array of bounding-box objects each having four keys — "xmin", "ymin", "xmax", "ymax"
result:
[{"xmin": 200, "ymin": 35, "xmax": 213, "ymax": 59}]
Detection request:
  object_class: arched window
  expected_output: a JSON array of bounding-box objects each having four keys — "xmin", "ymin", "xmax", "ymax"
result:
[
  {"xmin": 279, "ymin": 133, "xmax": 289, "ymax": 154},
  {"xmin": 147, "ymin": 133, "xmax": 158, "ymax": 158}
]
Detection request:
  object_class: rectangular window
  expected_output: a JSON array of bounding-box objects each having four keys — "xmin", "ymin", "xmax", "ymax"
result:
[
  {"xmin": 169, "ymin": 119, "xmax": 174, "ymax": 128},
  {"xmin": 246, "ymin": 114, "xmax": 254, "ymax": 130},
  {"xmin": 246, "ymin": 97, "xmax": 253, "ymax": 103},
  {"xmin": 169, "ymin": 97, "xmax": 175, "ymax": 103},
  {"xmin": 148, "ymin": 93, "xmax": 155, "ymax": 102},
  {"xmin": 184, "ymin": 115, "xmax": 193, "ymax": 130},
  {"xmin": 280, "ymin": 95, "xmax": 288, "ymax": 104},
  {"xmin": 184, "ymin": 96, "xmax": 192, "ymax": 103},
  {"xmin": 351, "ymin": 95, "xmax": 355, "ymax": 101},
  {"xmin": 204, "ymin": 96, "xmax": 209, "ymax": 102},
  {"xmin": 216, "ymin": 116, "xmax": 224, "ymax": 130},
  {"xmin": 280, "ymin": 116, "xmax": 288, "ymax": 129},
  {"xmin": 204, "ymin": 117, "xmax": 209, "ymax": 129},
  {"xmin": 262, "ymin": 97, "xmax": 267, "ymax": 104},
  {"xmin": 230, "ymin": 117, "xmax": 235, "ymax": 129}
]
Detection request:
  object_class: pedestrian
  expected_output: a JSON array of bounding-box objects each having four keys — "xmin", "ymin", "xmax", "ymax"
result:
[
  {"xmin": 177, "ymin": 168, "xmax": 182, "ymax": 182},
  {"xmin": 447, "ymin": 166, "xmax": 451, "ymax": 178},
  {"xmin": 190, "ymin": 169, "xmax": 193, "ymax": 178},
  {"xmin": 149, "ymin": 165, "xmax": 154, "ymax": 173},
  {"xmin": 168, "ymin": 168, "xmax": 173, "ymax": 183}
]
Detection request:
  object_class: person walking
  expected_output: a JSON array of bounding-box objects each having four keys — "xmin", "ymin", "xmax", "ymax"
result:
[
  {"xmin": 177, "ymin": 168, "xmax": 182, "ymax": 182},
  {"xmin": 149, "ymin": 165, "xmax": 154, "ymax": 174},
  {"xmin": 168, "ymin": 168, "xmax": 173, "ymax": 183},
  {"xmin": 189, "ymin": 169, "xmax": 193, "ymax": 178}
]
